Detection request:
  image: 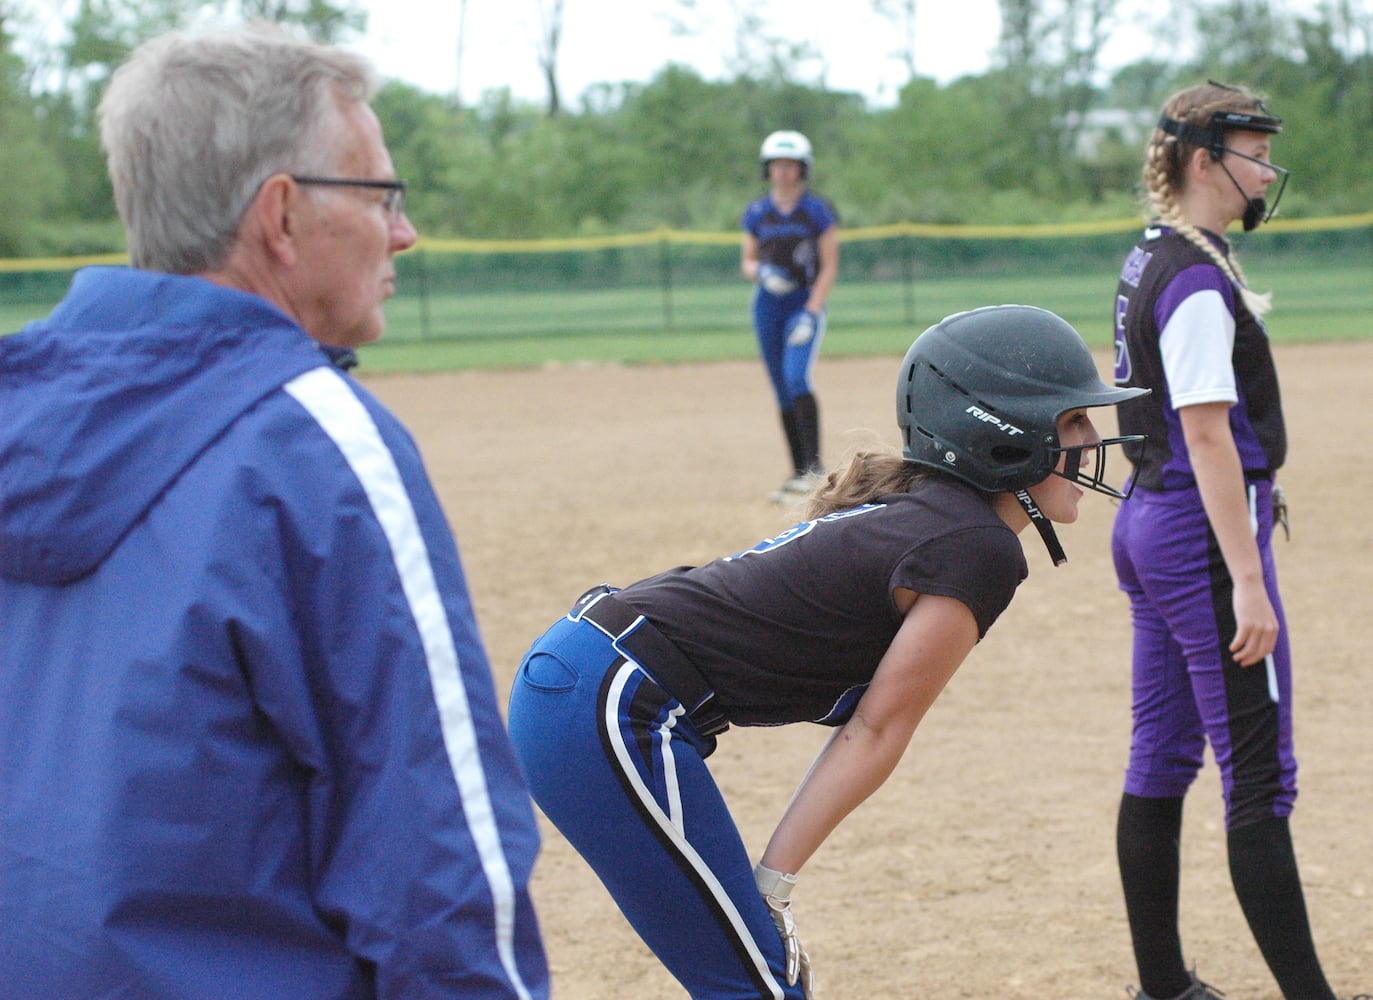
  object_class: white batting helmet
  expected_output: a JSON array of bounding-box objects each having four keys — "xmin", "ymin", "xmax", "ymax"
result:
[{"xmin": 759, "ymin": 130, "xmax": 812, "ymax": 179}]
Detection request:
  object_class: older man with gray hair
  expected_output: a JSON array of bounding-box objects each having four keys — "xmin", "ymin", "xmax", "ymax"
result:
[{"xmin": 0, "ymin": 25, "xmax": 548, "ymax": 1000}]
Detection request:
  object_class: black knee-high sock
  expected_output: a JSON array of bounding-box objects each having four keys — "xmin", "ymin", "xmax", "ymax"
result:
[
  {"xmin": 779, "ymin": 407, "xmax": 805, "ymax": 477},
  {"xmin": 1117, "ymin": 793, "xmax": 1191, "ymax": 998},
  {"xmin": 1228, "ymin": 816, "xmax": 1335, "ymax": 1000},
  {"xmin": 792, "ymin": 392, "xmax": 820, "ymax": 473}
]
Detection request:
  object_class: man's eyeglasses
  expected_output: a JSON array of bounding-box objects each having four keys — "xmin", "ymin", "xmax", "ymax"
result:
[{"xmin": 290, "ymin": 175, "xmax": 406, "ymax": 216}]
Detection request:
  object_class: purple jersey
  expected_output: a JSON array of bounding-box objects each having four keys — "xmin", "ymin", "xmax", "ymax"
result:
[{"xmin": 1113, "ymin": 226, "xmax": 1286, "ymax": 491}]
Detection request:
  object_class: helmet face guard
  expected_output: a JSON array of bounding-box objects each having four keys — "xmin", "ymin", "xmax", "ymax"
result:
[
  {"xmin": 1051, "ymin": 438, "xmax": 1144, "ymax": 500},
  {"xmin": 1158, "ymin": 93, "xmax": 1288, "ymax": 229}
]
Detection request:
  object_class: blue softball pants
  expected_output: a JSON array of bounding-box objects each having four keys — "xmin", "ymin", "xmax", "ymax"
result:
[
  {"xmin": 752, "ymin": 286, "xmax": 823, "ymax": 409},
  {"xmin": 1111, "ymin": 477, "xmax": 1297, "ymax": 829},
  {"xmin": 507, "ymin": 612, "xmax": 804, "ymax": 1000}
]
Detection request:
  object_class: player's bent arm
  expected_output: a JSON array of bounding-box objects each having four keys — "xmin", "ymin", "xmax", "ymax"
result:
[
  {"xmin": 1179, "ymin": 401, "xmax": 1278, "ymax": 666},
  {"xmin": 759, "ymin": 593, "xmax": 979, "ymax": 874},
  {"xmin": 804, "ymin": 227, "xmax": 839, "ymax": 314},
  {"xmin": 741, "ymin": 233, "xmax": 762, "ymax": 281}
]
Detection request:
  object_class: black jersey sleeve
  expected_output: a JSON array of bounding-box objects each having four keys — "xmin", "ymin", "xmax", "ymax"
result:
[{"xmin": 889, "ymin": 524, "xmax": 1027, "ymax": 638}]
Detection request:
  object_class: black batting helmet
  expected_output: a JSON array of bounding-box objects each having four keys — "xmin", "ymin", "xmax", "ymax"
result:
[{"xmin": 897, "ymin": 304, "xmax": 1148, "ymax": 495}]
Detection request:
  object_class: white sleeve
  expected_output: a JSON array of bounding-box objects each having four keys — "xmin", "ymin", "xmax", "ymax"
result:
[{"xmin": 1158, "ymin": 288, "xmax": 1237, "ymax": 408}]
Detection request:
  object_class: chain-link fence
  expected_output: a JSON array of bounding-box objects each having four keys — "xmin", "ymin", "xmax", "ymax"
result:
[{"xmin": 5, "ymin": 217, "xmax": 1369, "ymax": 345}]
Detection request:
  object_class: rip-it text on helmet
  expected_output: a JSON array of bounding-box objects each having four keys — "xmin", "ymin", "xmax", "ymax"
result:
[{"xmin": 965, "ymin": 405, "xmax": 1024, "ymax": 436}]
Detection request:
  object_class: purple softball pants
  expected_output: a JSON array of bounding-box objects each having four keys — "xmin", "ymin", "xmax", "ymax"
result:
[{"xmin": 1111, "ymin": 476, "xmax": 1297, "ymax": 829}]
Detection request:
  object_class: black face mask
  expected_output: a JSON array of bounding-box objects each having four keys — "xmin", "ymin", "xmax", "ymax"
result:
[
  {"xmin": 1218, "ymin": 153, "xmax": 1286, "ymax": 231},
  {"xmin": 1158, "ymin": 98, "xmax": 1289, "ymax": 231}
]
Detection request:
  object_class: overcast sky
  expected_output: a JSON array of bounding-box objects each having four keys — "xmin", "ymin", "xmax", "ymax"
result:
[
  {"xmin": 10, "ymin": 0, "xmax": 1340, "ymax": 108},
  {"xmin": 351, "ymin": 0, "xmax": 1169, "ymax": 107}
]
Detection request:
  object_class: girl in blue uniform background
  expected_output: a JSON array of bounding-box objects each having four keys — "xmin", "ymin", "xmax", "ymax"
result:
[
  {"xmin": 509, "ymin": 305, "xmax": 1146, "ymax": 999},
  {"xmin": 1111, "ymin": 81, "xmax": 1359, "ymax": 1000},
  {"xmin": 741, "ymin": 130, "xmax": 839, "ymax": 502}
]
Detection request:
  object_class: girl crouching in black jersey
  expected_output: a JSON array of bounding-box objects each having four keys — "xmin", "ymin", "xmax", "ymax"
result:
[{"xmin": 508, "ymin": 304, "xmax": 1147, "ymax": 1000}]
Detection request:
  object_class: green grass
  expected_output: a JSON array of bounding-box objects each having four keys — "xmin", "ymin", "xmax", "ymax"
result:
[
  {"xmin": 6, "ymin": 257, "xmax": 1367, "ymax": 375},
  {"xmin": 354, "ymin": 257, "xmax": 1370, "ymax": 373}
]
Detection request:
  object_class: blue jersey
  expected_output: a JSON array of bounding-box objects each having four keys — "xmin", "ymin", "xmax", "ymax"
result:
[
  {"xmin": 741, "ymin": 190, "xmax": 837, "ymax": 289},
  {"xmin": 0, "ymin": 268, "xmax": 547, "ymax": 999}
]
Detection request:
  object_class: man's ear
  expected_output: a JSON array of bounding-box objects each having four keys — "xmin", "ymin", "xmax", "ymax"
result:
[{"xmin": 249, "ymin": 173, "xmax": 300, "ymax": 267}]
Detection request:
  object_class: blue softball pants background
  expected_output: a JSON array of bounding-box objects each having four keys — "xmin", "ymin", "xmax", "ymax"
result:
[
  {"xmin": 507, "ymin": 614, "xmax": 805, "ymax": 999},
  {"xmin": 752, "ymin": 285, "xmax": 823, "ymax": 409}
]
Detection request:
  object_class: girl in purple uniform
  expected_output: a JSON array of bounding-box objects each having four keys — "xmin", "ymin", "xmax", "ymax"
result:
[
  {"xmin": 1111, "ymin": 82, "xmax": 1356, "ymax": 1000},
  {"xmin": 510, "ymin": 305, "xmax": 1145, "ymax": 999}
]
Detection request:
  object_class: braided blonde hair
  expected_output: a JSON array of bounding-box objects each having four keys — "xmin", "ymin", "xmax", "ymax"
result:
[{"xmin": 1142, "ymin": 82, "xmax": 1274, "ymax": 317}]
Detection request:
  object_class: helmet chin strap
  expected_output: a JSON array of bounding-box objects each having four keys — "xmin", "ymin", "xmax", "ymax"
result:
[
  {"xmin": 1014, "ymin": 488, "xmax": 1067, "ymax": 567},
  {"xmin": 1218, "ymin": 158, "xmax": 1267, "ymax": 231}
]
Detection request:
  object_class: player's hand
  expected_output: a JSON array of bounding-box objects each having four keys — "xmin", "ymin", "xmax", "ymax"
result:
[
  {"xmin": 758, "ymin": 263, "xmax": 797, "ymax": 295},
  {"xmin": 755, "ymin": 863, "xmax": 816, "ymax": 997},
  {"xmin": 785, "ymin": 310, "xmax": 819, "ymax": 347},
  {"xmin": 1229, "ymin": 578, "xmax": 1279, "ymax": 666}
]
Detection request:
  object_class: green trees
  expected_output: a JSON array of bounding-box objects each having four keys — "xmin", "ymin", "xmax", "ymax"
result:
[
  {"xmin": 0, "ymin": 3, "xmax": 63, "ymax": 255},
  {"xmin": 381, "ymin": 8, "xmax": 1373, "ymax": 240},
  {"xmin": 3, "ymin": 0, "xmax": 1370, "ymax": 253},
  {"xmin": 0, "ymin": 0, "xmax": 364, "ymax": 254}
]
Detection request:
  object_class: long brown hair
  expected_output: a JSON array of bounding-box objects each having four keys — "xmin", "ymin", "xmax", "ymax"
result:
[
  {"xmin": 1142, "ymin": 81, "xmax": 1275, "ymax": 316},
  {"xmin": 803, "ymin": 448, "xmax": 938, "ymax": 519}
]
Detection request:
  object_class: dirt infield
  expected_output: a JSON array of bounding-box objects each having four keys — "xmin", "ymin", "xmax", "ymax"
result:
[{"xmin": 363, "ymin": 342, "xmax": 1372, "ymax": 999}]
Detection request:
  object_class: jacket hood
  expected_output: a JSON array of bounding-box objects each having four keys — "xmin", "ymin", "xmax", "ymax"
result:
[{"xmin": 1, "ymin": 267, "xmax": 336, "ymax": 585}]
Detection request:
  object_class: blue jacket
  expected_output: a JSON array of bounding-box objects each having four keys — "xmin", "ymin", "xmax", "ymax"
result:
[{"xmin": 0, "ymin": 268, "xmax": 548, "ymax": 999}]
